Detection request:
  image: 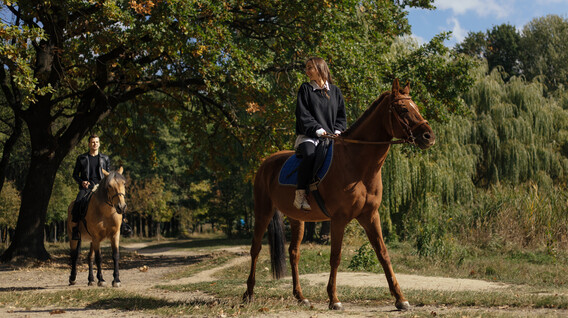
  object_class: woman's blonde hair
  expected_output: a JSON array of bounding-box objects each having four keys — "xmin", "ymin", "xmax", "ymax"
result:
[{"xmin": 306, "ymin": 57, "xmax": 333, "ymax": 85}]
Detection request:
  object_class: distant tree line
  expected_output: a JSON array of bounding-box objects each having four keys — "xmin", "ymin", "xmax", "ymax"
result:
[{"xmin": 455, "ymin": 14, "xmax": 568, "ymax": 92}]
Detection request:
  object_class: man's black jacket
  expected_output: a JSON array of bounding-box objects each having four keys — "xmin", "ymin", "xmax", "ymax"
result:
[{"xmin": 72, "ymin": 153, "xmax": 111, "ymax": 189}]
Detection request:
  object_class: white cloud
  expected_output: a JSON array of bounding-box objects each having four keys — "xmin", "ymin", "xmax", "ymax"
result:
[
  {"xmin": 447, "ymin": 17, "xmax": 468, "ymax": 43},
  {"xmin": 435, "ymin": 0, "xmax": 512, "ymax": 19}
]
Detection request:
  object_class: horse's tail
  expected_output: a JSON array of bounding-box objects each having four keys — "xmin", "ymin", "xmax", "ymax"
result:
[{"xmin": 267, "ymin": 209, "xmax": 287, "ymax": 279}]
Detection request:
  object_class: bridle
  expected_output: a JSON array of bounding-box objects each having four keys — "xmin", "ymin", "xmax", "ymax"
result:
[
  {"xmin": 388, "ymin": 96, "xmax": 429, "ymax": 145},
  {"xmin": 105, "ymin": 189, "xmax": 126, "ymax": 212},
  {"xmin": 324, "ymin": 95, "xmax": 428, "ymax": 145}
]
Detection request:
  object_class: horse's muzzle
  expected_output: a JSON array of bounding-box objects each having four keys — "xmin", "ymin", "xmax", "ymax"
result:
[
  {"xmin": 116, "ymin": 203, "xmax": 127, "ymax": 214},
  {"xmin": 416, "ymin": 131, "xmax": 436, "ymax": 149}
]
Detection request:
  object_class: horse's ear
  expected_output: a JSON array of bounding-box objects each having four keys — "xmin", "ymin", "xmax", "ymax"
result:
[
  {"xmin": 392, "ymin": 78, "xmax": 400, "ymax": 95},
  {"xmin": 402, "ymin": 81, "xmax": 410, "ymax": 95},
  {"xmin": 102, "ymin": 169, "xmax": 109, "ymax": 177},
  {"xmin": 118, "ymin": 166, "xmax": 123, "ymax": 175}
]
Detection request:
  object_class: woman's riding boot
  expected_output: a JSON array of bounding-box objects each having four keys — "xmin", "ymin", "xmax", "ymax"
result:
[{"xmin": 294, "ymin": 189, "xmax": 311, "ymax": 211}]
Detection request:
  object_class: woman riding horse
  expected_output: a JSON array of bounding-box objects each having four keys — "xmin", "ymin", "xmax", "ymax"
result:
[
  {"xmin": 243, "ymin": 78, "xmax": 435, "ymax": 311},
  {"xmin": 294, "ymin": 57, "xmax": 346, "ymax": 211}
]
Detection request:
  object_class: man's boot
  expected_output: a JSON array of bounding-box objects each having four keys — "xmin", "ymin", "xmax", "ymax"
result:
[
  {"xmin": 71, "ymin": 225, "xmax": 80, "ymax": 240},
  {"xmin": 293, "ymin": 189, "xmax": 311, "ymax": 211},
  {"xmin": 120, "ymin": 222, "xmax": 132, "ymax": 237}
]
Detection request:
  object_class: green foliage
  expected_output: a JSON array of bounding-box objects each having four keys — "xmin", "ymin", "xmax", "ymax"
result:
[
  {"xmin": 454, "ymin": 31, "xmax": 486, "ymax": 59},
  {"xmin": 0, "ymin": 180, "xmax": 19, "ymax": 228},
  {"xmin": 386, "ymin": 34, "xmax": 477, "ymax": 121},
  {"xmin": 348, "ymin": 242, "xmax": 378, "ymax": 271},
  {"xmin": 520, "ymin": 14, "xmax": 568, "ymax": 92},
  {"xmin": 486, "ymin": 24, "xmax": 521, "ymax": 79},
  {"xmin": 379, "ymin": 64, "xmax": 568, "ymax": 256},
  {"xmin": 129, "ymin": 176, "xmax": 173, "ymax": 222}
]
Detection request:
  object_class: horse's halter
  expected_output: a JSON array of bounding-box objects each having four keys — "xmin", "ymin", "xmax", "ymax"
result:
[{"xmin": 389, "ymin": 96, "xmax": 429, "ymax": 145}]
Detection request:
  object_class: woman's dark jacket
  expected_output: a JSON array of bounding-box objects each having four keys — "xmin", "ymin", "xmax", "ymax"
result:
[{"xmin": 295, "ymin": 82, "xmax": 347, "ymax": 137}]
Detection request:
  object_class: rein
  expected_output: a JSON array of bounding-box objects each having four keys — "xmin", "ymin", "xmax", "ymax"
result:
[{"xmin": 322, "ymin": 134, "xmax": 409, "ymax": 145}]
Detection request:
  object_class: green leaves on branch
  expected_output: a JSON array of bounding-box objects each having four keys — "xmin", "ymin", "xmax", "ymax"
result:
[{"xmin": 0, "ymin": 23, "xmax": 52, "ymax": 104}]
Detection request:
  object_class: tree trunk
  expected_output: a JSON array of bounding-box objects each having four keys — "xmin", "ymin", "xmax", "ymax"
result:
[{"xmin": 0, "ymin": 155, "xmax": 60, "ymax": 261}]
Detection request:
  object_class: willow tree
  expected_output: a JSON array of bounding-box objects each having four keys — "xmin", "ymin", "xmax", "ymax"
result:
[
  {"xmin": 1, "ymin": 0, "xmax": 444, "ymax": 261},
  {"xmin": 379, "ymin": 64, "xmax": 568, "ymax": 250}
]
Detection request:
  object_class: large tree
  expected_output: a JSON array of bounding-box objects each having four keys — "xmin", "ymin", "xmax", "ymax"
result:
[
  {"xmin": 520, "ymin": 14, "xmax": 568, "ymax": 91},
  {"xmin": 454, "ymin": 24, "xmax": 521, "ymax": 80},
  {"xmin": 1, "ymin": 0, "xmax": 444, "ymax": 261},
  {"xmin": 485, "ymin": 24, "xmax": 521, "ymax": 79}
]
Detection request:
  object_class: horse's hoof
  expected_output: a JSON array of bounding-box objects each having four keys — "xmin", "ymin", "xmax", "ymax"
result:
[
  {"xmin": 396, "ymin": 300, "xmax": 411, "ymax": 311},
  {"xmin": 299, "ymin": 299, "xmax": 311, "ymax": 307},
  {"xmin": 242, "ymin": 292, "xmax": 254, "ymax": 303},
  {"xmin": 69, "ymin": 280, "xmax": 76, "ymax": 286},
  {"xmin": 112, "ymin": 281, "xmax": 121, "ymax": 288},
  {"xmin": 88, "ymin": 281, "xmax": 95, "ymax": 286},
  {"xmin": 329, "ymin": 302, "xmax": 344, "ymax": 310},
  {"xmin": 98, "ymin": 281, "xmax": 107, "ymax": 287}
]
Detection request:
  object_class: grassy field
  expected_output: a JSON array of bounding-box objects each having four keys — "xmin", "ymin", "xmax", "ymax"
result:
[{"xmin": 1, "ymin": 235, "xmax": 568, "ymax": 317}]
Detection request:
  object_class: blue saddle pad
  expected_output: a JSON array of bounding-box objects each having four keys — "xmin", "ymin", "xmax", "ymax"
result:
[{"xmin": 278, "ymin": 142, "xmax": 333, "ymax": 186}]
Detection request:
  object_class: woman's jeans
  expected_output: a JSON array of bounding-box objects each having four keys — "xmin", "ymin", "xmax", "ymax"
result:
[{"xmin": 296, "ymin": 142, "xmax": 316, "ymax": 190}]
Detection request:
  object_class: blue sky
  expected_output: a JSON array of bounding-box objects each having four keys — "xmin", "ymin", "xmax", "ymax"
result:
[{"xmin": 407, "ymin": 0, "xmax": 568, "ymax": 47}]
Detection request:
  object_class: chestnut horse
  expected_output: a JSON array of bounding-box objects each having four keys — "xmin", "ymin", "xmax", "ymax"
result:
[
  {"xmin": 67, "ymin": 167, "xmax": 127, "ymax": 287},
  {"xmin": 243, "ymin": 79, "xmax": 435, "ymax": 310}
]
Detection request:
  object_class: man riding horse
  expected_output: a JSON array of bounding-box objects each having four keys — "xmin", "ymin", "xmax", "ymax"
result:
[{"xmin": 70, "ymin": 134, "xmax": 131, "ymax": 240}]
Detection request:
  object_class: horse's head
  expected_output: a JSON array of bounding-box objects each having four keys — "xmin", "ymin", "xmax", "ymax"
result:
[
  {"xmin": 388, "ymin": 79, "xmax": 435, "ymax": 149},
  {"xmin": 102, "ymin": 167, "xmax": 127, "ymax": 214}
]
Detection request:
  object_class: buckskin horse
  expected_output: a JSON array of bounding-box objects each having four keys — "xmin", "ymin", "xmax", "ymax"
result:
[
  {"xmin": 67, "ymin": 167, "xmax": 127, "ymax": 287},
  {"xmin": 243, "ymin": 79, "xmax": 435, "ymax": 310}
]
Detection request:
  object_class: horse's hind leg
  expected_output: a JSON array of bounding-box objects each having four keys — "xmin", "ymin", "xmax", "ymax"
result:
[
  {"xmin": 288, "ymin": 218, "xmax": 309, "ymax": 306},
  {"xmin": 69, "ymin": 239, "xmax": 81, "ymax": 285},
  {"xmin": 357, "ymin": 210, "xmax": 409, "ymax": 310},
  {"xmin": 242, "ymin": 197, "xmax": 275, "ymax": 303},
  {"xmin": 111, "ymin": 234, "xmax": 121, "ymax": 287}
]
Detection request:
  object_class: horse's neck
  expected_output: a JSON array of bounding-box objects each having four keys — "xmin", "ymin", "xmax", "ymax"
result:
[
  {"xmin": 342, "ymin": 95, "xmax": 393, "ymax": 174},
  {"xmin": 90, "ymin": 190, "xmax": 113, "ymax": 217},
  {"xmin": 348, "ymin": 95, "xmax": 393, "ymax": 144}
]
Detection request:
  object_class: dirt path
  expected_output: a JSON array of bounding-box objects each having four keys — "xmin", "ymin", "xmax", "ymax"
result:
[{"xmin": 0, "ymin": 242, "xmax": 565, "ymax": 317}]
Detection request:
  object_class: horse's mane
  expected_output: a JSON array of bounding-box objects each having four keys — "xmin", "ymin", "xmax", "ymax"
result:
[
  {"xmin": 94, "ymin": 171, "xmax": 125, "ymax": 201},
  {"xmin": 343, "ymin": 91, "xmax": 391, "ymax": 137}
]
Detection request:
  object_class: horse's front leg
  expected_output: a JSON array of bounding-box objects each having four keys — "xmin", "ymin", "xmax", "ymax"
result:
[
  {"xmin": 92, "ymin": 241, "xmax": 106, "ymax": 287},
  {"xmin": 357, "ymin": 210, "xmax": 410, "ymax": 310},
  {"xmin": 69, "ymin": 239, "xmax": 81, "ymax": 285},
  {"xmin": 288, "ymin": 218, "xmax": 309, "ymax": 306},
  {"xmin": 87, "ymin": 243, "xmax": 96, "ymax": 286},
  {"xmin": 327, "ymin": 219, "xmax": 348, "ymax": 310},
  {"xmin": 111, "ymin": 233, "xmax": 121, "ymax": 287}
]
